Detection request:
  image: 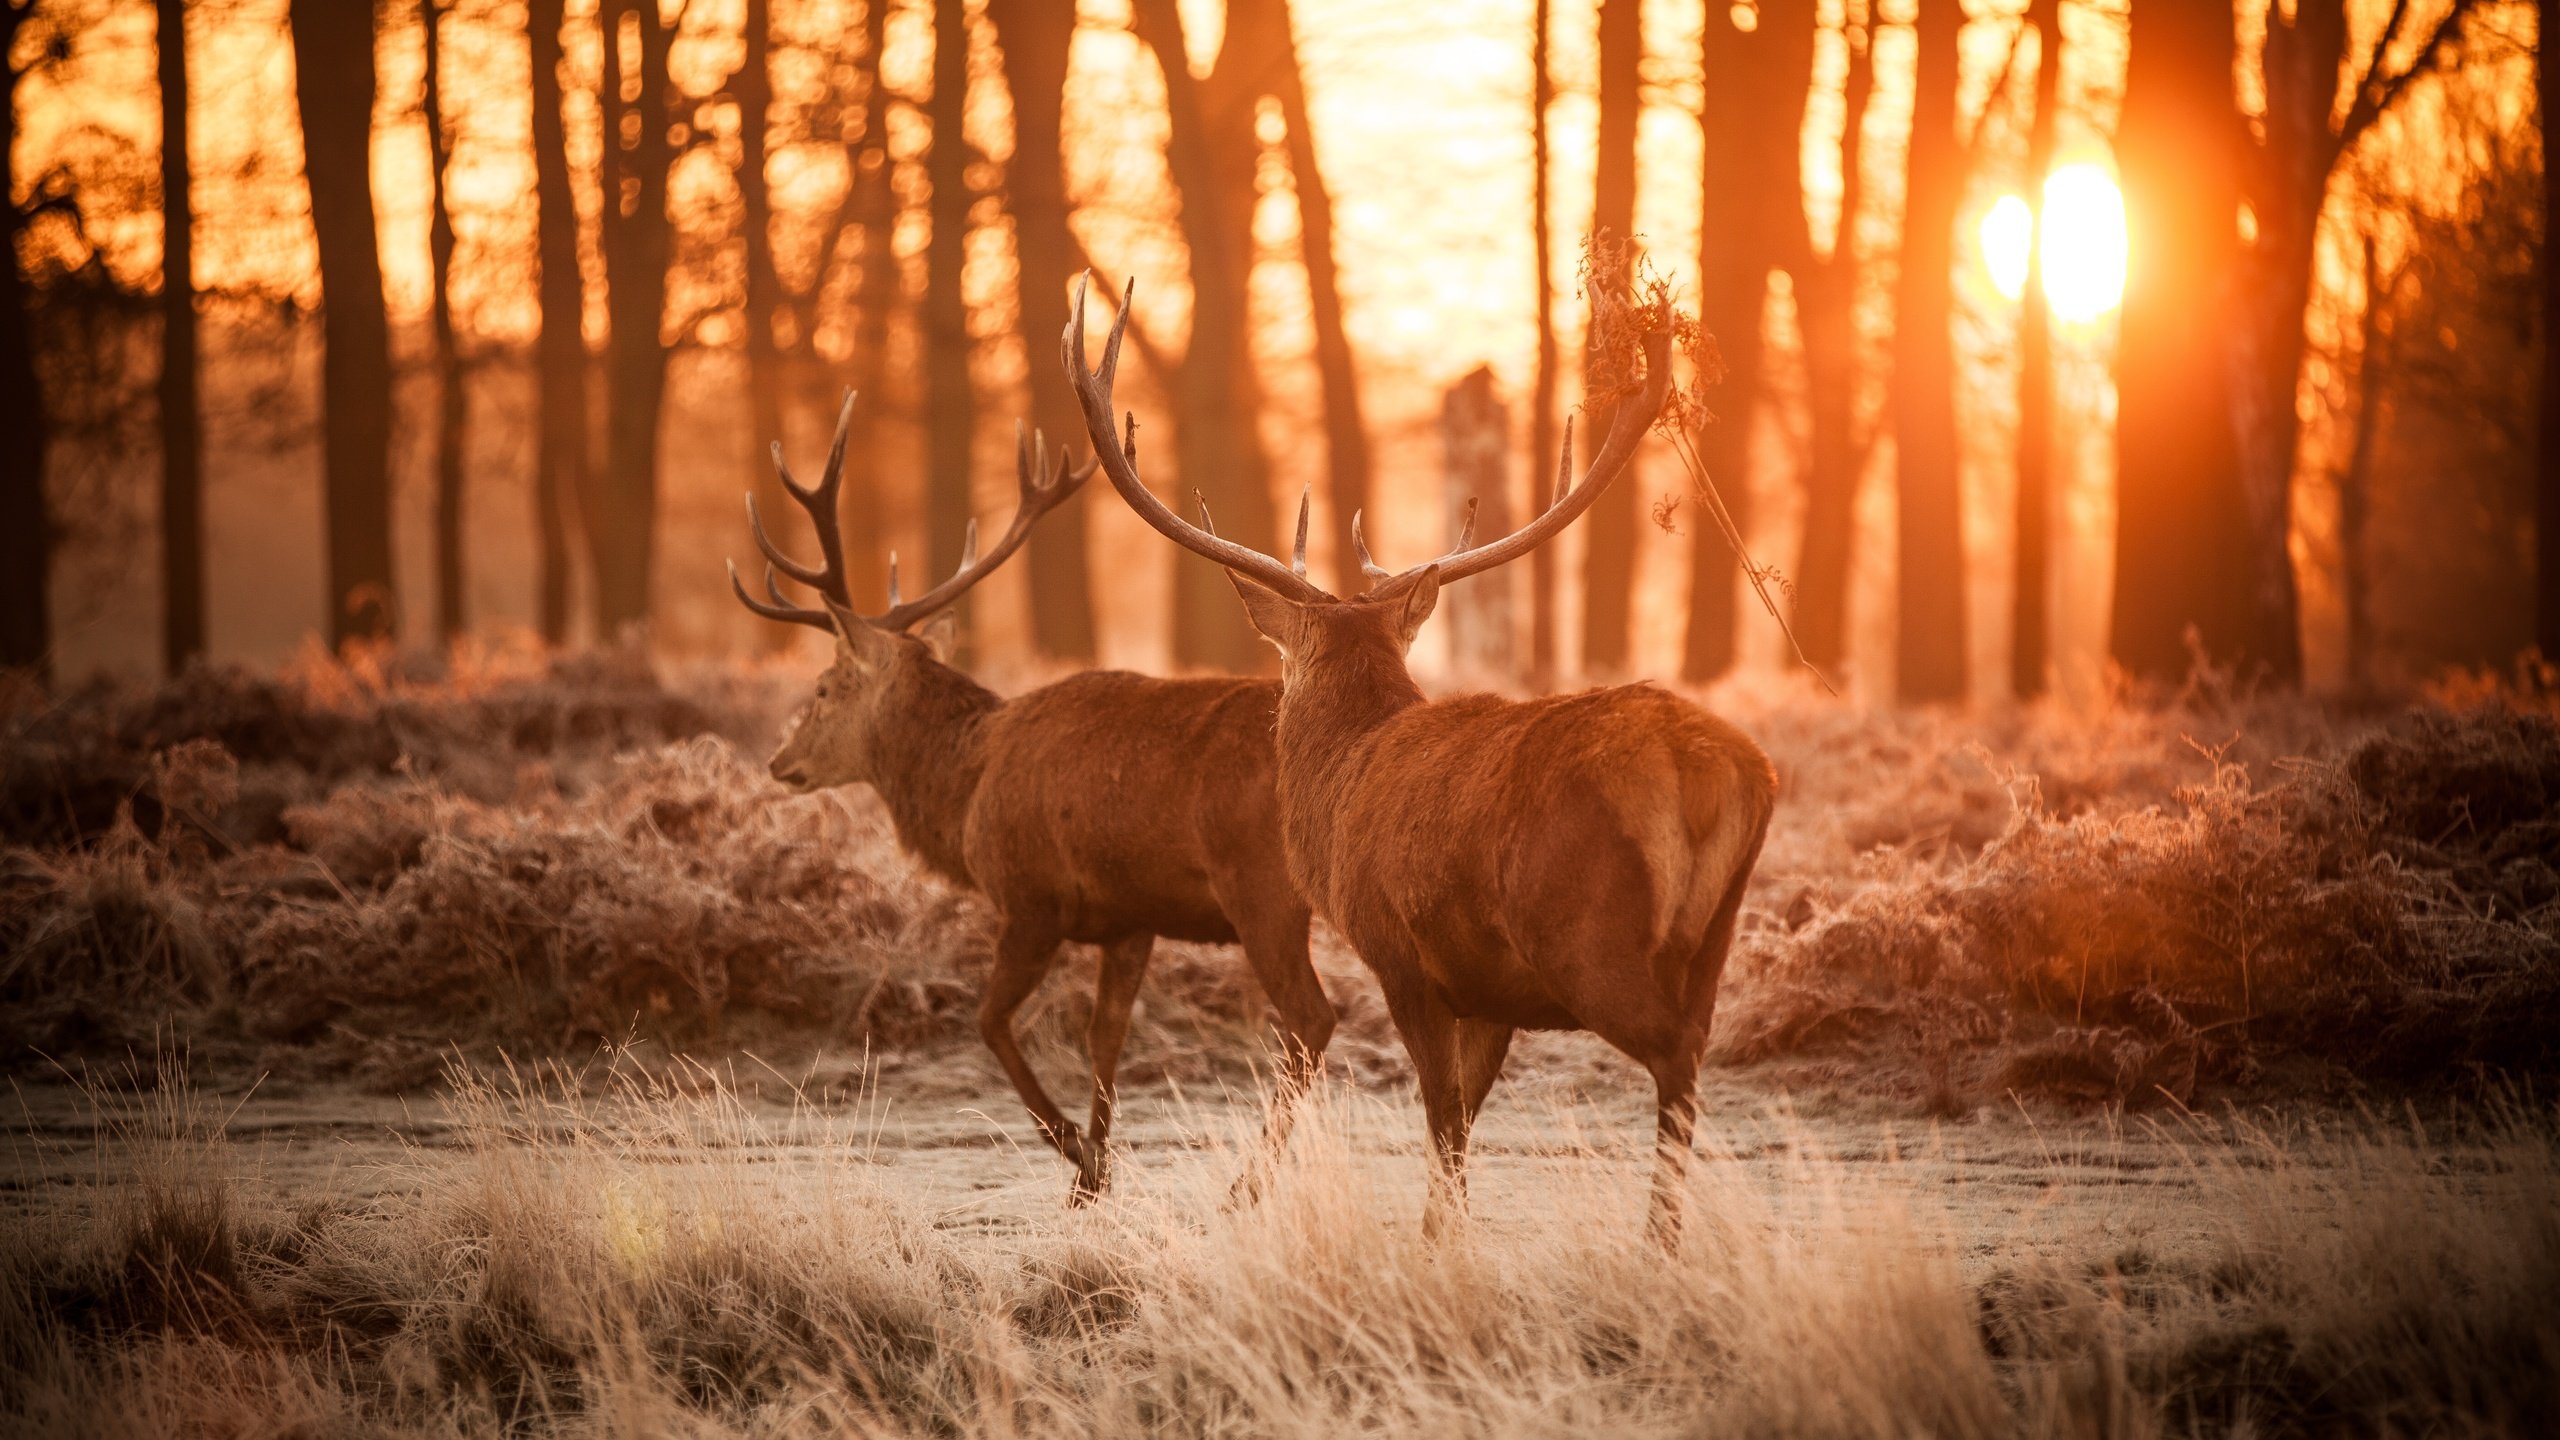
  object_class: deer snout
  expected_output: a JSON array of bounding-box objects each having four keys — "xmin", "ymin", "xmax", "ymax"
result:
[{"xmin": 768, "ymin": 755, "xmax": 812, "ymax": 790}]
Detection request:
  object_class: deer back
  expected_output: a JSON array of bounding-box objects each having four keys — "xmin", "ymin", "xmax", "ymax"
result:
[{"xmin": 965, "ymin": 671, "xmax": 1289, "ymax": 946}]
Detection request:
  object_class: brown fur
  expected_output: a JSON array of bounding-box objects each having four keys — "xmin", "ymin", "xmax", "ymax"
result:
[
  {"xmin": 769, "ymin": 625, "xmax": 1331, "ymax": 1201},
  {"xmin": 1236, "ymin": 571, "xmax": 1775, "ymax": 1245}
]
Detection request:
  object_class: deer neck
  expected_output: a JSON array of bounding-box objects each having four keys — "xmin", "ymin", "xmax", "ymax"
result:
[
  {"xmin": 867, "ymin": 663, "xmax": 998, "ymax": 887},
  {"xmin": 1271, "ymin": 646, "xmax": 1425, "ymax": 902}
]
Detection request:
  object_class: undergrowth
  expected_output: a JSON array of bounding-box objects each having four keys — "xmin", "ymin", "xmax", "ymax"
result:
[{"xmin": 4, "ymin": 648, "xmax": 2556, "ymax": 1107}]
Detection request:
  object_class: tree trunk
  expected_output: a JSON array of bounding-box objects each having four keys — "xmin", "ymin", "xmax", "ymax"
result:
[
  {"xmin": 1253, "ymin": 0, "xmax": 1372, "ymax": 599},
  {"xmin": 2110, "ymin": 0, "xmax": 2254, "ymax": 682},
  {"xmin": 1790, "ymin": 8, "xmax": 1873, "ymax": 674},
  {"xmin": 1581, "ymin": 0, "xmax": 1641, "ymax": 676},
  {"xmin": 988, "ymin": 0, "xmax": 1096, "ymax": 659},
  {"xmin": 289, "ymin": 0, "xmax": 397, "ymax": 646},
  {"xmin": 841, "ymin": 0, "xmax": 898, "ymax": 618},
  {"xmin": 736, "ymin": 0, "xmax": 794, "ymax": 652},
  {"xmin": 527, "ymin": 0, "xmax": 580, "ymax": 644},
  {"xmin": 593, "ymin": 0, "xmax": 673, "ymax": 641},
  {"xmin": 159, "ymin": 0, "xmax": 204, "ymax": 672},
  {"xmin": 923, "ymin": 0, "xmax": 978, "ymax": 654},
  {"xmin": 1529, "ymin": 0, "xmax": 1559, "ymax": 686},
  {"xmin": 1684, "ymin": 0, "xmax": 1813, "ymax": 683},
  {"xmin": 1442, "ymin": 367, "xmax": 1512, "ymax": 677},
  {"xmin": 423, "ymin": 0, "xmax": 466, "ymax": 642},
  {"xmin": 2341, "ymin": 233, "xmax": 2390, "ymax": 692},
  {"xmin": 2543, "ymin": 0, "xmax": 2559, "ymax": 658},
  {"xmin": 1891, "ymin": 0, "xmax": 1968, "ymax": 704},
  {"xmin": 2010, "ymin": 0, "xmax": 2058, "ymax": 700},
  {"xmin": 1132, "ymin": 0, "xmax": 1277, "ymax": 673},
  {"xmin": 0, "ymin": 1, "xmax": 49, "ymax": 678}
]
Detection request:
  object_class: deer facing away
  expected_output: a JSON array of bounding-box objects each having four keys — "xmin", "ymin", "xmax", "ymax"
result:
[
  {"xmin": 732, "ymin": 395, "xmax": 1333, "ymax": 1201},
  {"xmin": 1065, "ymin": 278, "xmax": 1775, "ymax": 1245}
]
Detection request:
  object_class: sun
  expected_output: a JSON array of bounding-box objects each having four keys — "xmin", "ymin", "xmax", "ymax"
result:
[{"xmin": 1981, "ymin": 163, "xmax": 2128, "ymax": 323}]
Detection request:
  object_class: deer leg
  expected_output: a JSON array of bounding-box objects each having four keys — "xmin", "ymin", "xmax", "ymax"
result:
[
  {"xmin": 1373, "ymin": 978, "xmax": 1467, "ymax": 1241},
  {"xmin": 1452, "ymin": 1018, "xmax": 1515, "ymax": 1137},
  {"xmin": 1646, "ymin": 1052, "xmax": 1703, "ymax": 1251},
  {"xmin": 1072, "ymin": 932, "xmax": 1155, "ymax": 1205},
  {"xmin": 977, "ymin": 916, "xmax": 1086, "ymax": 1175},
  {"xmin": 1225, "ymin": 905, "xmax": 1333, "ymax": 1207},
  {"xmin": 1649, "ymin": 867, "xmax": 1755, "ymax": 1250}
]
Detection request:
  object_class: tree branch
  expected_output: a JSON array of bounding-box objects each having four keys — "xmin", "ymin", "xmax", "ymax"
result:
[{"xmin": 2337, "ymin": 0, "xmax": 2479, "ymax": 156}]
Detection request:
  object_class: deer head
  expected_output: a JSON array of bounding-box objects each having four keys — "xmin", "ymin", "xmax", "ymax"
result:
[
  {"xmin": 730, "ymin": 392, "xmax": 1096, "ymax": 791},
  {"xmin": 1061, "ymin": 274, "xmax": 1671, "ymax": 676}
]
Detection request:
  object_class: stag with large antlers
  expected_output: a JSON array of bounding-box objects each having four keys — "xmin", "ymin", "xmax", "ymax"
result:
[
  {"xmin": 733, "ymin": 393, "xmax": 1333, "ymax": 1202},
  {"xmin": 1066, "ymin": 277, "xmax": 1773, "ymax": 1245}
]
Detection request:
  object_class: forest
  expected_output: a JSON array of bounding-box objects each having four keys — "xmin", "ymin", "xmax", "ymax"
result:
[{"xmin": 4, "ymin": 1, "xmax": 2559, "ymax": 1436}]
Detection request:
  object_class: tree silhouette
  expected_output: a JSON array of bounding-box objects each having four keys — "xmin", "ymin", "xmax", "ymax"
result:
[
  {"xmin": 1581, "ymin": 0, "xmax": 1641, "ymax": 676},
  {"xmin": 1685, "ymin": 0, "xmax": 1813, "ymax": 684},
  {"xmin": 1892, "ymin": 0, "xmax": 1968, "ymax": 704},
  {"xmin": 527, "ymin": 0, "xmax": 580, "ymax": 644},
  {"xmin": 289, "ymin": 0, "xmax": 396, "ymax": 646},
  {"xmin": 157, "ymin": 0, "xmax": 202, "ymax": 671}
]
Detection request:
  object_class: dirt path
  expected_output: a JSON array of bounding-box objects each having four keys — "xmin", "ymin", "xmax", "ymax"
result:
[{"xmin": 3, "ymin": 1039, "xmax": 2305, "ymax": 1278}]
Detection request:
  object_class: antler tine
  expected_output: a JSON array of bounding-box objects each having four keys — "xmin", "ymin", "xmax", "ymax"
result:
[
  {"xmin": 1063, "ymin": 272, "xmax": 1332, "ymax": 603},
  {"xmin": 1195, "ymin": 491, "xmax": 1218, "ymax": 535},
  {"xmin": 961, "ymin": 518, "xmax": 980, "ymax": 571},
  {"xmin": 731, "ymin": 391, "xmax": 860, "ymax": 627},
  {"xmin": 1290, "ymin": 487, "xmax": 1310, "ymax": 578},
  {"xmin": 885, "ymin": 552, "xmax": 902, "ymax": 609},
  {"xmin": 1350, "ymin": 510, "xmax": 1394, "ymax": 585},
  {"xmin": 1549, "ymin": 414, "xmax": 1577, "ymax": 512},
  {"xmin": 1451, "ymin": 496, "xmax": 1479, "ymax": 552},
  {"xmin": 726, "ymin": 559, "xmax": 836, "ymax": 631},
  {"xmin": 1416, "ymin": 317, "xmax": 1672, "ymax": 588},
  {"xmin": 746, "ymin": 492, "xmax": 826, "ymax": 589}
]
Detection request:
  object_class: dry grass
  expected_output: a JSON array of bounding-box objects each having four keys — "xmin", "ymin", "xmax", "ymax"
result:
[{"xmin": 4, "ymin": 1058, "xmax": 2554, "ymax": 1438}]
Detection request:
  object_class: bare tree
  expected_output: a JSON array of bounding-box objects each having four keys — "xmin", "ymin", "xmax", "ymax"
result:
[
  {"xmin": 988, "ymin": 0, "xmax": 1096, "ymax": 659},
  {"xmin": 1240, "ymin": 0, "xmax": 1372, "ymax": 599},
  {"xmin": 289, "ymin": 0, "xmax": 397, "ymax": 645},
  {"xmin": 839, "ymin": 0, "xmax": 899, "ymax": 619},
  {"xmin": 734, "ymin": 0, "xmax": 792, "ymax": 653},
  {"xmin": 2544, "ymin": 0, "xmax": 2559, "ymax": 658},
  {"xmin": 1891, "ymin": 0, "xmax": 1967, "ymax": 704},
  {"xmin": 2009, "ymin": 0, "xmax": 2058, "ymax": 700},
  {"xmin": 922, "ymin": 0, "xmax": 978, "ymax": 654},
  {"xmin": 1129, "ymin": 0, "xmax": 1279, "ymax": 672},
  {"xmin": 1581, "ymin": 0, "xmax": 1641, "ymax": 675},
  {"xmin": 158, "ymin": 0, "xmax": 202, "ymax": 671},
  {"xmin": 2110, "ymin": 0, "xmax": 2254, "ymax": 682},
  {"xmin": 1, "ymin": 0, "xmax": 47, "ymax": 677},
  {"xmin": 526, "ymin": 0, "xmax": 580, "ymax": 643},
  {"xmin": 422, "ymin": 0, "xmax": 466, "ymax": 642},
  {"xmin": 591, "ymin": 0, "xmax": 673, "ymax": 639},
  {"xmin": 1788, "ymin": 1, "xmax": 1876, "ymax": 673},
  {"xmin": 1528, "ymin": 0, "xmax": 1559, "ymax": 685},
  {"xmin": 1684, "ymin": 0, "xmax": 1812, "ymax": 683}
]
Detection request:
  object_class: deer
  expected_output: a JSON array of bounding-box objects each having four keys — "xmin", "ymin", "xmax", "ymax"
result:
[
  {"xmin": 1064, "ymin": 276, "xmax": 1774, "ymax": 1247},
  {"xmin": 730, "ymin": 393, "xmax": 1334, "ymax": 1203}
]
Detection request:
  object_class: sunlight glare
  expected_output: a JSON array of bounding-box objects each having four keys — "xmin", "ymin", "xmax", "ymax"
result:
[
  {"xmin": 1979, "ymin": 164, "xmax": 2127, "ymax": 323},
  {"xmin": 1983, "ymin": 195, "xmax": 2033, "ymax": 301}
]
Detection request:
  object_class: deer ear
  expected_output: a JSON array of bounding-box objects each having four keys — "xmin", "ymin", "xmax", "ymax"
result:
[
  {"xmin": 1228, "ymin": 571, "xmax": 1305, "ymax": 655},
  {"xmin": 914, "ymin": 611, "xmax": 961, "ymax": 663},
  {"xmin": 1387, "ymin": 565, "xmax": 1441, "ymax": 649}
]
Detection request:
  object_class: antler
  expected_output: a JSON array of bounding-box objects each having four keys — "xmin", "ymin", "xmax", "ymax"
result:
[
  {"xmin": 1063, "ymin": 273, "xmax": 1332, "ymax": 604},
  {"xmin": 1420, "ymin": 317, "xmax": 1670, "ymax": 586},
  {"xmin": 1065, "ymin": 272, "xmax": 1670, "ymax": 605},
  {"xmin": 729, "ymin": 390, "xmax": 860, "ymax": 631},
  {"xmin": 730, "ymin": 391, "xmax": 1098, "ymax": 635},
  {"xmin": 870, "ymin": 421, "xmax": 1097, "ymax": 632}
]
